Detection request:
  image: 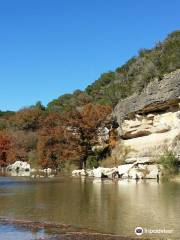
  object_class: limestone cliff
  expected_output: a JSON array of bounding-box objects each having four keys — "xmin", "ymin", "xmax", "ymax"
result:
[
  {"xmin": 113, "ymin": 69, "xmax": 180, "ymax": 162},
  {"xmin": 114, "ymin": 69, "xmax": 180, "ymax": 123}
]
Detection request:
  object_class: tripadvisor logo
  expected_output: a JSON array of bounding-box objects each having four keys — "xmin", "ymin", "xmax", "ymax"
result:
[{"xmin": 135, "ymin": 226, "xmax": 144, "ymax": 236}]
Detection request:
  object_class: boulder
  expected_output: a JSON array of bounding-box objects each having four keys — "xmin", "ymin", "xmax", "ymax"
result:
[
  {"xmin": 80, "ymin": 169, "xmax": 86, "ymax": 176},
  {"xmin": 43, "ymin": 168, "xmax": 52, "ymax": 173},
  {"xmin": 72, "ymin": 169, "xmax": 86, "ymax": 176},
  {"xmin": 72, "ymin": 169, "xmax": 82, "ymax": 176},
  {"xmin": 101, "ymin": 167, "xmax": 117, "ymax": 178},
  {"xmin": 128, "ymin": 167, "xmax": 144, "ymax": 179},
  {"xmin": 144, "ymin": 164, "xmax": 160, "ymax": 179},
  {"xmin": 7, "ymin": 161, "xmax": 31, "ymax": 172},
  {"xmin": 92, "ymin": 167, "xmax": 102, "ymax": 178},
  {"xmin": 118, "ymin": 164, "xmax": 134, "ymax": 175},
  {"xmin": 117, "ymin": 163, "xmax": 160, "ymax": 179},
  {"xmin": 86, "ymin": 169, "xmax": 94, "ymax": 177}
]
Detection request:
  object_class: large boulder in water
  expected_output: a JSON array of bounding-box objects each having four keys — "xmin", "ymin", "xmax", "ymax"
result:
[{"xmin": 7, "ymin": 161, "xmax": 31, "ymax": 172}]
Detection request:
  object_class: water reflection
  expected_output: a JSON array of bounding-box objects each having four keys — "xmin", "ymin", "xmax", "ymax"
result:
[
  {"xmin": 0, "ymin": 177, "xmax": 179, "ymax": 238},
  {"xmin": 0, "ymin": 224, "xmax": 46, "ymax": 240}
]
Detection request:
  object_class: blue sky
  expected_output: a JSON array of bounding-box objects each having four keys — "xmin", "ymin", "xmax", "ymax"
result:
[{"xmin": 0, "ymin": 0, "xmax": 179, "ymax": 111}]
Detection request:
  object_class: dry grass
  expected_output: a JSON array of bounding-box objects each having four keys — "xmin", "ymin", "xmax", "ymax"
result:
[{"xmin": 101, "ymin": 143, "xmax": 134, "ymax": 167}]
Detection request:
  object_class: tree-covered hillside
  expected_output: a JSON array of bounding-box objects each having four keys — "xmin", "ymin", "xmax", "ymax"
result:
[
  {"xmin": 48, "ymin": 30, "xmax": 180, "ymax": 110},
  {"xmin": 0, "ymin": 31, "xmax": 180, "ymax": 170}
]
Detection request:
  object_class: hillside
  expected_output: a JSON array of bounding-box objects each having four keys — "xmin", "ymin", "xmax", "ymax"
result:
[
  {"xmin": 0, "ymin": 30, "xmax": 180, "ymax": 171},
  {"xmin": 48, "ymin": 30, "xmax": 180, "ymax": 111}
]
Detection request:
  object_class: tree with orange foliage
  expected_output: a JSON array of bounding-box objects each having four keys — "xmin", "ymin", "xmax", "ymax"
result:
[
  {"xmin": 0, "ymin": 132, "xmax": 11, "ymax": 167},
  {"xmin": 37, "ymin": 104, "xmax": 111, "ymax": 170},
  {"xmin": 63, "ymin": 103, "xmax": 112, "ymax": 168},
  {"xmin": 37, "ymin": 113, "xmax": 81, "ymax": 169},
  {"xmin": 7, "ymin": 130, "xmax": 37, "ymax": 164},
  {"xmin": 10, "ymin": 107, "xmax": 44, "ymax": 131}
]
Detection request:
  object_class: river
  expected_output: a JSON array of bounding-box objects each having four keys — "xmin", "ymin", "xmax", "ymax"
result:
[{"xmin": 0, "ymin": 176, "xmax": 179, "ymax": 239}]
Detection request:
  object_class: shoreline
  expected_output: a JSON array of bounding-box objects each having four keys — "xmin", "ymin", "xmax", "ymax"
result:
[{"xmin": 0, "ymin": 218, "xmax": 159, "ymax": 240}]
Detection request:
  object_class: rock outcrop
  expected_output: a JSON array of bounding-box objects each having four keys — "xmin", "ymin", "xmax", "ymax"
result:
[
  {"xmin": 72, "ymin": 164, "xmax": 160, "ymax": 179},
  {"xmin": 72, "ymin": 70, "xmax": 180, "ymax": 181},
  {"xmin": 121, "ymin": 111, "xmax": 180, "ymax": 139},
  {"xmin": 113, "ymin": 70, "xmax": 180, "ymax": 161},
  {"xmin": 114, "ymin": 69, "xmax": 180, "ymax": 124},
  {"xmin": 120, "ymin": 111, "xmax": 180, "ymax": 159}
]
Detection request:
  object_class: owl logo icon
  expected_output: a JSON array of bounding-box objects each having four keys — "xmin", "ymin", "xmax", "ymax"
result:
[{"xmin": 135, "ymin": 226, "xmax": 144, "ymax": 236}]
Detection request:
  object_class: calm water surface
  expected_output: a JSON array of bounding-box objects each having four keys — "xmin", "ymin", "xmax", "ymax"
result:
[{"xmin": 0, "ymin": 176, "xmax": 180, "ymax": 239}]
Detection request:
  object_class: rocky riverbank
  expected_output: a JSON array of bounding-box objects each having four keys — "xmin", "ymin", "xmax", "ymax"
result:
[
  {"xmin": 72, "ymin": 163, "xmax": 160, "ymax": 180},
  {"xmin": 2, "ymin": 161, "xmax": 56, "ymax": 178}
]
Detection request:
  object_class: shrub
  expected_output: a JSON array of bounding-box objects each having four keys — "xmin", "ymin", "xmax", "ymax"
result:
[
  {"xmin": 158, "ymin": 150, "xmax": 179, "ymax": 176},
  {"xmin": 101, "ymin": 143, "xmax": 134, "ymax": 167},
  {"xmin": 86, "ymin": 155, "xmax": 99, "ymax": 169}
]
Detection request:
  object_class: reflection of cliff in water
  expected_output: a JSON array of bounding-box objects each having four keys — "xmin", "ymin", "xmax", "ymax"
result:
[{"xmin": 0, "ymin": 177, "xmax": 179, "ymax": 238}]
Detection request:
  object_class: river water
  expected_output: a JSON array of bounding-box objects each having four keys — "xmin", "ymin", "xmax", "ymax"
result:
[{"xmin": 0, "ymin": 176, "xmax": 180, "ymax": 239}]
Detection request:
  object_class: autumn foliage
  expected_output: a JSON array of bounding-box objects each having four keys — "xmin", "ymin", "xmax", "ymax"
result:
[
  {"xmin": 37, "ymin": 113, "xmax": 81, "ymax": 169},
  {"xmin": 0, "ymin": 132, "xmax": 11, "ymax": 167},
  {"xmin": 0, "ymin": 104, "xmax": 112, "ymax": 170}
]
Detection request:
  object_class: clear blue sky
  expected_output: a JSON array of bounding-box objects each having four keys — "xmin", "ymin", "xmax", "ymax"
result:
[{"xmin": 0, "ymin": 0, "xmax": 179, "ymax": 111}]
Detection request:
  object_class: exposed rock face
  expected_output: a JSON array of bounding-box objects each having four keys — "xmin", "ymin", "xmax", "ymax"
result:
[
  {"xmin": 72, "ymin": 70, "xmax": 180, "ymax": 180},
  {"xmin": 122, "ymin": 111, "xmax": 180, "ymax": 139},
  {"xmin": 113, "ymin": 69, "xmax": 180, "ymax": 124},
  {"xmin": 92, "ymin": 127, "xmax": 110, "ymax": 152},
  {"xmin": 121, "ymin": 111, "xmax": 180, "ymax": 158},
  {"xmin": 113, "ymin": 70, "xmax": 180, "ymax": 161}
]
